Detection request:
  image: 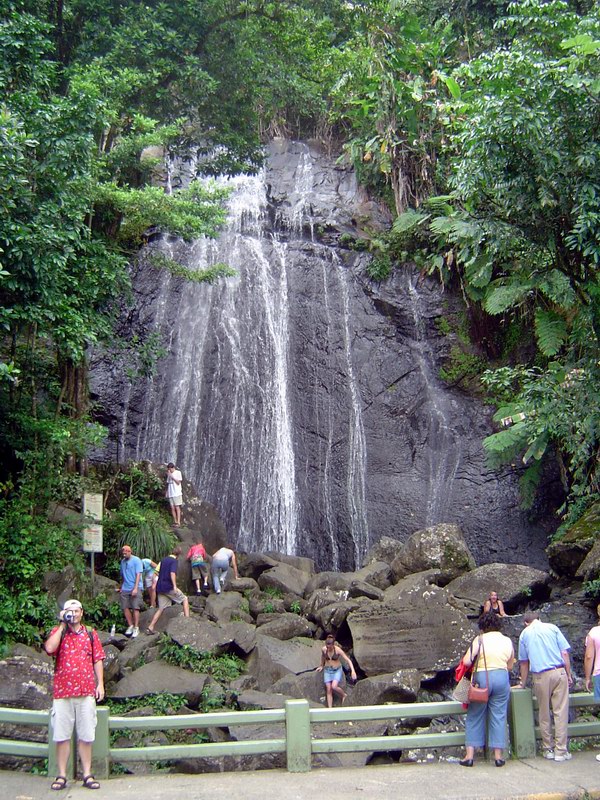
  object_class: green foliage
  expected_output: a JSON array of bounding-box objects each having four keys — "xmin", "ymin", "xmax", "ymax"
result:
[
  {"xmin": 148, "ymin": 252, "xmax": 236, "ymax": 284},
  {"xmin": 263, "ymin": 601, "xmax": 276, "ymax": 614},
  {"xmin": 0, "ymin": 500, "xmax": 84, "ymax": 647},
  {"xmin": 81, "ymin": 598, "xmax": 123, "ymax": 632},
  {"xmin": 160, "ymin": 637, "xmax": 245, "ymax": 683},
  {"xmin": 482, "ymin": 361, "xmax": 600, "ymax": 513},
  {"xmin": 106, "ymin": 693, "xmax": 188, "ymax": 716},
  {"xmin": 583, "ymin": 579, "xmax": 600, "ymax": 599},
  {"xmin": 103, "ymin": 497, "xmax": 175, "ymax": 563},
  {"xmin": 289, "ymin": 600, "xmax": 302, "ymax": 615},
  {"xmin": 262, "ymin": 586, "xmax": 283, "ymax": 599}
]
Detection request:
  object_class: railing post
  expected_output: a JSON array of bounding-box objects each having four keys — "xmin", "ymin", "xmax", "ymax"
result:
[
  {"xmin": 285, "ymin": 699, "xmax": 311, "ymax": 773},
  {"xmin": 92, "ymin": 706, "xmax": 110, "ymax": 778},
  {"xmin": 509, "ymin": 688, "xmax": 536, "ymax": 759},
  {"xmin": 47, "ymin": 710, "xmax": 76, "ymax": 779}
]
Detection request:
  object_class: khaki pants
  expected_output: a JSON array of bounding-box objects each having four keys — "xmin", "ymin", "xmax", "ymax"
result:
[{"xmin": 532, "ymin": 667, "xmax": 569, "ymax": 756}]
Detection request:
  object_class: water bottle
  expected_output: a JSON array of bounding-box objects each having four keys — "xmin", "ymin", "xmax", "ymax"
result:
[{"xmin": 110, "ymin": 624, "xmax": 116, "ymax": 638}]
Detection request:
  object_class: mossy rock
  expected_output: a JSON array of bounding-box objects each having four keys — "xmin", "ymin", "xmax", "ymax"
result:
[{"xmin": 561, "ymin": 502, "xmax": 600, "ymax": 543}]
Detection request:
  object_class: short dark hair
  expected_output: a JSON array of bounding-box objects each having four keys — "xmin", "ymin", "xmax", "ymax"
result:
[
  {"xmin": 167, "ymin": 462, "xmax": 175, "ymax": 469},
  {"xmin": 524, "ymin": 611, "xmax": 539, "ymax": 624},
  {"xmin": 478, "ymin": 610, "xmax": 503, "ymax": 633}
]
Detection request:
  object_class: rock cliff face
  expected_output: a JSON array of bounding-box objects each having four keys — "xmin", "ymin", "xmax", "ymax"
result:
[{"xmin": 90, "ymin": 140, "xmax": 554, "ymax": 571}]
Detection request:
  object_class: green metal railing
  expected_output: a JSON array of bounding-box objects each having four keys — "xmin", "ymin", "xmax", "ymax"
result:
[{"xmin": 1, "ymin": 691, "xmax": 598, "ymax": 778}]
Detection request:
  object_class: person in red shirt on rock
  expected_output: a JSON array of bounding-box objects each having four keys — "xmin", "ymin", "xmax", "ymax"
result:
[{"xmin": 44, "ymin": 599, "xmax": 105, "ymax": 791}]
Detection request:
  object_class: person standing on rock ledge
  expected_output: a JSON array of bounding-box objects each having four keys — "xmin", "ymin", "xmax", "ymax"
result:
[
  {"xmin": 317, "ymin": 633, "xmax": 357, "ymax": 708},
  {"xmin": 165, "ymin": 462, "xmax": 183, "ymax": 527},
  {"xmin": 518, "ymin": 611, "xmax": 573, "ymax": 762}
]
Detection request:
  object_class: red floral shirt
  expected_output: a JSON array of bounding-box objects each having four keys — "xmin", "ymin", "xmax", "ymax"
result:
[{"xmin": 50, "ymin": 625, "xmax": 105, "ymax": 699}]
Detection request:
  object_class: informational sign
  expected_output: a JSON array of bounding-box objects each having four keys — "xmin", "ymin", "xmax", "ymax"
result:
[{"xmin": 82, "ymin": 492, "xmax": 104, "ymax": 553}]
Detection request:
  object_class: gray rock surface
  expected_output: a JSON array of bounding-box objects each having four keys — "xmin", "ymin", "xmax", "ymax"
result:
[
  {"xmin": 90, "ymin": 139, "xmax": 555, "ymax": 572},
  {"xmin": 445, "ymin": 563, "xmax": 550, "ymax": 616},
  {"xmin": 110, "ymin": 661, "xmax": 208, "ymax": 702},
  {"xmin": 246, "ymin": 634, "xmax": 322, "ymax": 691},
  {"xmin": 348, "ymin": 586, "xmax": 474, "ymax": 675},
  {"xmin": 257, "ymin": 563, "xmax": 311, "ymax": 597},
  {"xmin": 350, "ymin": 670, "xmax": 422, "ymax": 705},
  {"xmin": 391, "ymin": 524, "xmax": 475, "ymax": 585}
]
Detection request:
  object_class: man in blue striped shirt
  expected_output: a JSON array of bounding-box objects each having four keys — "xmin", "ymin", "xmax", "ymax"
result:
[{"xmin": 518, "ymin": 611, "xmax": 573, "ymax": 762}]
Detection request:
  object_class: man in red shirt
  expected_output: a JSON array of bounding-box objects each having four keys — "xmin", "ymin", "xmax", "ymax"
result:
[{"xmin": 44, "ymin": 598, "xmax": 105, "ymax": 791}]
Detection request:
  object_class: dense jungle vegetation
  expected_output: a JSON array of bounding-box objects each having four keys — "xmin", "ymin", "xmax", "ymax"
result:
[{"xmin": 0, "ymin": 0, "xmax": 599, "ymax": 648}]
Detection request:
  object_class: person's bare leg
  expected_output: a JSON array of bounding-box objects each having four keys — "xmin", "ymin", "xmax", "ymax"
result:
[
  {"xmin": 332, "ymin": 680, "xmax": 347, "ymax": 703},
  {"xmin": 123, "ymin": 608, "xmax": 133, "ymax": 627},
  {"xmin": 169, "ymin": 503, "xmax": 178, "ymax": 524},
  {"xmin": 147, "ymin": 606, "xmax": 163, "ymax": 632},
  {"xmin": 55, "ymin": 740, "xmax": 70, "ymax": 778},
  {"xmin": 132, "ymin": 608, "xmax": 140, "ymax": 627},
  {"xmin": 182, "ymin": 597, "xmax": 190, "ymax": 617},
  {"xmin": 174, "ymin": 505, "xmax": 181, "ymax": 525},
  {"xmin": 325, "ymin": 683, "xmax": 333, "ymax": 708},
  {"xmin": 78, "ymin": 740, "xmax": 93, "ymax": 778}
]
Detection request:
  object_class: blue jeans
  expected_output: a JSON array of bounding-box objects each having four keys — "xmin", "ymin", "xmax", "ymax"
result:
[
  {"xmin": 594, "ymin": 674, "xmax": 600, "ymax": 701},
  {"xmin": 212, "ymin": 558, "xmax": 229, "ymax": 593},
  {"xmin": 465, "ymin": 669, "xmax": 510, "ymax": 749}
]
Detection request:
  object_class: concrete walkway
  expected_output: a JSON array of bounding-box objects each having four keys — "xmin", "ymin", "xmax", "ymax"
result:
[{"xmin": 4, "ymin": 753, "xmax": 600, "ymax": 800}]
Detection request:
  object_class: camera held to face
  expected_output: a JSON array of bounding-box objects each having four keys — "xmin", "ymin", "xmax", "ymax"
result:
[{"xmin": 63, "ymin": 610, "xmax": 76, "ymax": 623}]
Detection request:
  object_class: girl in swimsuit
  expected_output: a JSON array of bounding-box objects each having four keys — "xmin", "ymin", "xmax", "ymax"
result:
[
  {"xmin": 316, "ymin": 632, "xmax": 357, "ymax": 707},
  {"xmin": 483, "ymin": 591, "xmax": 507, "ymax": 617}
]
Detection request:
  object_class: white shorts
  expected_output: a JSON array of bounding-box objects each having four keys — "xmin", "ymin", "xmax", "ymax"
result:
[{"xmin": 52, "ymin": 696, "xmax": 97, "ymax": 742}]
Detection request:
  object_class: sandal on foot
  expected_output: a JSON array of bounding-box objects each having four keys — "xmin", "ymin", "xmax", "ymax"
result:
[
  {"xmin": 51, "ymin": 776, "xmax": 67, "ymax": 791},
  {"xmin": 82, "ymin": 775, "xmax": 100, "ymax": 790},
  {"xmin": 145, "ymin": 628, "xmax": 156, "ymax": 635}
]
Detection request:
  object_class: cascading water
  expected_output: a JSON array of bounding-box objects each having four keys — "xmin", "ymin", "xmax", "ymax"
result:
[
  {"xmin": 92, "ymin": 140, "xmax": 552, "ymax": 571},
  {"xmin": 406, "ymin": 273, "xmax": 462, "ymax": 526}
]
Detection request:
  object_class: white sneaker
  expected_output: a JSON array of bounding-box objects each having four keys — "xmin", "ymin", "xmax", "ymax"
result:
[
  {"xmin": 595, "ymin": 753, "xmax": 600, "ymax": 762},
  {"xmin": 554, "ymin": 752, "xmax": 572, "ymax": 762},
  {"xmin": 543, "ymin": 750, "xmax": 555, "ymax": 759},
  {"xmin": 125, "ymin": 625, "xmax": 134, "ymax": 636},
  {"xmin": 131, "ymin": 626, "xmax": 139, "ymax": 638}
]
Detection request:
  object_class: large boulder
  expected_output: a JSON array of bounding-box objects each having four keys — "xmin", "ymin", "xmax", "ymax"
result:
[
  {"xmin": 576, "ymin": 539, "xmax": 600, "ymax": 582},
  {"xmin": 257, "ymin": 563, "xmax": 311, "ymax": 597},
  {"xmin": 382, "ymin": 569, "xmax": 440, "ymax": 604},
  {"xmin": 348, "ymin": 585, "xmax": 474, "ymax": 675},
  {"xmin": 445, "ymin": 562, "xmax": 550, "ymax": 616},
  {"xmin": 352, "ymin": 561, "xmax": 394, "ymax": 591},
  {"xmin": 304, "ymin": 572, "xmax": 353, "ymax": 596},
  {"xmin": 390, "ymin": 523, "xmax": 475, "ymax": 585},
  {"xmin": 204, "ymin": 592, "xmax": 249, "ymax": 624},
  {"xmin": 255, "ymin": 613, "xmax": 316, "ymax": 640},
  {"xmin": 110, "ymin": 661, "xmax": 208, "ymax": 704},
  {"xmin": 246, "ymin": 634, "xmax": 322, "ymax": 691},
  {"xmin": 547, "ymin": 503, "xmax": 600, "ymax": 577},
  {"xmin": 0, "ymin": 646, "xmax": 54, "ymax": 770},
  {"xmin": 314, "ymin": 597, "xmax": 370, "ymax": 632},
  {"xmin": 238, "ymin": 553, "xmax": 279, "ymax": 581},
  {"xmin": 350, "ymin": 670, "xmax": 422, "ymax": 705},
  {"xmin": 219, "ymin": 621, "xmax": 257, "ymax": 655},
  {"xmin": 305, "ymin": 588, "xmax": 348, "ymax": 621},
  {"xmin": 271, "ymin": 670, "xmax": 327, "ymax": 706},
  {"xmin": 362, "ymin": 536, "xmax": 404, "ymax": 567},
  {"xmin": 166, "ymin": 616, "xmax": 235, "ymax": 655},
  {"xmin": 264, "ymin": 551, "xmax": 316, "ymax": 575},
  {"xmin": 0, "ymin": 646, "xmax": 53, "ymax": 709}
]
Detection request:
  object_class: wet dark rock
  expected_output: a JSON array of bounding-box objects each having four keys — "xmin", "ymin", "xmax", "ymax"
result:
[
  {"xmin": 89, "ymin": 140, "xmax": 554, "ymax": 573},
  {"xmin": 445, "ymin": 563, "xmax": 550, "ymax": 617}
]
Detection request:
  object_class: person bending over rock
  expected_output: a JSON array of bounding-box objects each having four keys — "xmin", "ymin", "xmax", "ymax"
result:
[{"xmin": 211, "ymin": 546, "xmax": 238, "ymax": 594}]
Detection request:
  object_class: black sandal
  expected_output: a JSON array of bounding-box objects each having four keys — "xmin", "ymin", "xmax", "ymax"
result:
[
  {"xmin": 82, "ymin": 775, "xmax": 100, "ymax": 789},
  {"xmin": 51, "ymin": 776, "xmax": 67, "ymax": 791}
]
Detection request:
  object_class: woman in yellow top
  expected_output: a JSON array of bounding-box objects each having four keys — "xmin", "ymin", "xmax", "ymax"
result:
[{"xmin": 459, "ymin": 610, "xmax": 515, "ymax": 768}]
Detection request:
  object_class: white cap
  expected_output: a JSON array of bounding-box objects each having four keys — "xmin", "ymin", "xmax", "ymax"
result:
[{"xmin": 63, "ymin": 599, "xmax": 83, "ymax": 612}]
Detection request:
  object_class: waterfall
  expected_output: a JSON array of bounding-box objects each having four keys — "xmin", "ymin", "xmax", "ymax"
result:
[
  {"xmin": 93, "ymin": 140, "xmax": 550, "ymax": 572},
  {"xmin": 406, "ymin": 273, "xmax": 461, "ymax": 525}
]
